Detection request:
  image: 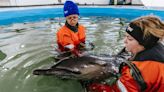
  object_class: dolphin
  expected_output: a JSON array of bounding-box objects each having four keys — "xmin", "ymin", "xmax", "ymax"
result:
[{"xmin": 33, "ymin": 54, "xmax": 127, "ymax": 81}]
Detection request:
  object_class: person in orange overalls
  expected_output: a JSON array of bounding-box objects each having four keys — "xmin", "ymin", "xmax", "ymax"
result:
[
  {"xmin": 56, "ymin": 1, "xmax": 86, "ymax": 57},
  {"xmin": 88, "ymin": 16, "xmax": 164, "ymax": 92}
]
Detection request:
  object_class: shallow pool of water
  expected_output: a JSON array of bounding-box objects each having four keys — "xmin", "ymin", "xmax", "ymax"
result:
[{"xmin": 0, "ymin": 16, "xmax": 127, "ymax": 92}]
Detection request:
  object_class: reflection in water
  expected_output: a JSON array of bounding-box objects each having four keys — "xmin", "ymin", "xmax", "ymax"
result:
[{"xmin": 0, "ymin": 16, "xmax": 127, "ymax": 92}]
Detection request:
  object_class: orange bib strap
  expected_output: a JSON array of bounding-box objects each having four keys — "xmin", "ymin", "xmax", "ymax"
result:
[{"xmin": 119, "ymin": 62, "xmax": 147, "ymax": 91}]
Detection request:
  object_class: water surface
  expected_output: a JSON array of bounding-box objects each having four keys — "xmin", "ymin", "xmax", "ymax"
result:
[{"xmin": 0, "ymin": 16, "xmax": 127, "ymax": 92}]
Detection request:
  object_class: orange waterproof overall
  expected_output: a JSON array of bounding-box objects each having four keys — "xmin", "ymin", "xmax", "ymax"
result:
[{"xmin": 56, "ymin": 25, "xmax": 86, "ymax": 52}]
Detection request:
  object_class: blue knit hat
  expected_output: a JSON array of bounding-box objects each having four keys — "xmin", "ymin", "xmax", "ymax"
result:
[{"xmin": 64, "ymin": 0, "xmax": 79, "ymax": 17}]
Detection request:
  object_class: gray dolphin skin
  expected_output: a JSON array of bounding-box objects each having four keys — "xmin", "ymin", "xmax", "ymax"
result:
[{"xmin": 33, "ymin": 54, "xmax": 126, "ymax": 81}]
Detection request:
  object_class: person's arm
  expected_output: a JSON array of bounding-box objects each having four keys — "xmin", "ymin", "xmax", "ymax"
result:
[
  {"xmin": 62, "ymin": 34, "xmax": 82, "ymax": 56},
  {"xmin": 88, "ymin": 66, "xmax": 140, "ymax": 92}
]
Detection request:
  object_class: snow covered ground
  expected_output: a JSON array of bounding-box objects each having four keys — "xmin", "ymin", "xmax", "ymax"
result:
[
  {"xmin": 0, "ymin": 0, "xmax": 142, "ymax": 6},
  {"xmin": 141, "ymin": 0, "xmax": 164, "ymax": 7},
  {"xmin": 1, "ymin": 0, "xmax": 164, "ymax": 8},
  {"xmin": 0, "ymin": 0, "xmax": 109, "ymax": 6}
]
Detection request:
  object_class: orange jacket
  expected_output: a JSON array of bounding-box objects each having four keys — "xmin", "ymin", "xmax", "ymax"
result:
[
  {"xmin": 56, "ymin": 25, "xmax": 86, "ymax": 52},
  {"xmin": 88, "ymin": 61, "xmax": 164, "ymax": 92},
  {"xmin": 115, "ymin": 61, "xmax": 164, "ymax": 92}
]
